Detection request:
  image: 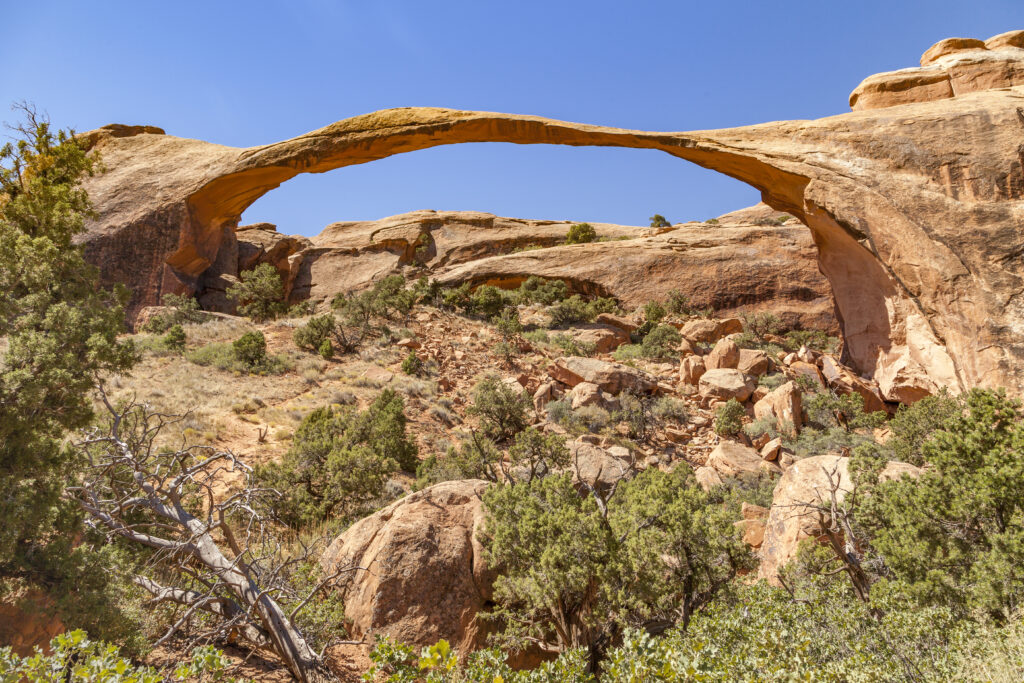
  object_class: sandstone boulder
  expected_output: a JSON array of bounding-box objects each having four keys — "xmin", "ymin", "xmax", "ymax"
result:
[
  {"xmin": 321, "ymin": 480, "xmax": 493, "ymax": 655},
  {"xmin": 694, "ymin": 465, "xmax": 724, "ymax": 491},
  {"xmin": 567, "ymin": 323, "xmax": 630, "ymax": 353},
  {"xmin": 759, "ymin": 455, "xmax": 920, "ymax": 582},
  {"xmin": 548, "ymin": 357, "xmax": 656, "ymax": 395},
  {"xmin": 706, "ymin": 441, "xmax": 782, "ymax": 479},
  {"xmin": 738, "ymin": 348, "xmax": 771, "ymax": 376},
  {"xmin": 753, "ymin": 381, "xmax": 803, "ymax": 435},
  {"xmin": 569, "ymin": 439, "xmax": 635, "ymax": 492},
  {"xmin": 679, "ymin": 355, "xmax": 706, "ymax": 385},
  {"xmin": 819, "ymin": 355, "xmax": 887, "ymax": 413},
  {"xmin": 698, "ymin": 369, "xmax": 756, "ymax": 402},
  {"xmin": 705, "ymin": 337, "xmax": 740, "ymax": 370},
  {"xmin": 594, "ymin": 312, "xmax": 637, "ymax": 333},
  {"xmin": 679, "ymin": 318, "xmax": 743, "ymax": 344}
]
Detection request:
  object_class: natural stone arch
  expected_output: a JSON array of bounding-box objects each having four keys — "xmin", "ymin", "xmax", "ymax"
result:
[{"xmin": 79, "ymin": 82, "xmax": 1024, "ymax": 401}]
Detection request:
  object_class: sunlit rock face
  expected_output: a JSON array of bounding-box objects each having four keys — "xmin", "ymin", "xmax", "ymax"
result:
[{"xmin": 78, "ymin": 30, "xmax": 1024, "ymax": 400}]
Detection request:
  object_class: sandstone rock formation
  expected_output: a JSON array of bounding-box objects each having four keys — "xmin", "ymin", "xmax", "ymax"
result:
[
  {"xmin": 321, "ymin": 480, "xmax": 493, "ymax": 656},
  {"xmin": 547, "ymin": 357, "xmax": 657, "ymax": 395},
  {"xmin": 78, "ymin": 30, "xmax": 1024, "ymax": 399},
  {"xmin": 758, "ymin": 455, "xmax": 920, "ymax": 581}
]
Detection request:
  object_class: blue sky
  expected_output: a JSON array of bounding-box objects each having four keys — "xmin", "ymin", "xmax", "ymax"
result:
[{"xmin": 3, "ymin": 1, "xmax": 1020, "ymax": 235}]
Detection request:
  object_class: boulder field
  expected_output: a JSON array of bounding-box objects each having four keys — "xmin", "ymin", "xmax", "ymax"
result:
[{"xmin": 78, "ymin": 30, "xmax": 1024, "ymax": 400}]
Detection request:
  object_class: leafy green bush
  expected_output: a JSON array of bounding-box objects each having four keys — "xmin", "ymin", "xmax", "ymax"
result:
[
  {"xmin": 565, "ymin": 222, "xmax": 597, "ymax": 244},
  {"xmin": 518, "ymin": 275, "xmax": 569, "ymax": 305},
  {"xmin": 550, "ymin": 333, "xmax": 598, "ymax": 357},
  {"xmin": 293, "ymin": 313, "xmax": 337, "ymax": 351},
  {"xmin": 643, "ymin": 300, "xmax": 666, "ymax": 324},
  {"xmin": 233, "ymin": 330, "xmax": 267, "ymax": 367},
  {"xmin": 639, "ymin": 324, "xmax": 681, "ymax": 358},
  {"xmin": 162, "ymin": 323, "xmax": 186, "ymax": 352},
  {"xmin": 649, "ymin": 214, "xmax": 670, "ymax": 228},
  {"xmin": 784, "ymin": 328, "xmax": 838, "ymax": 353},
  {"xmin": 653, "ymin": 396, "xmax": 689, "ymax": 423},
  {"xmin": 401, "ymin": 350, "xmax": 423, "ymax": 376},
  {"xmin": 714, "ymin": 398, "xmax": 745, "ymax": 437},
  {"xmin": 481, "ymin": 467, "xmax": 752, "ymax": 660},
  {"xmin": 548, "ymin": 295, "xmax": 618, "ymax": 327},
  {"xmin": 227, "ymin": 263, "xmax": 286, "ymax": 322},
  {"xmin": 257, "ymin": 389, "xmax": 416, "ymax": 527},
  {"xmin": 317, "ymin": 338, "xmax": 334, "ymax": 359},
  {"xmin": 469, "ymin": 285, "xmax": 507, "ymax": 319},
  {"xmin": 611, "ymin": 343, "xmax": 645, "ymax": 361},
  {"xmin": 469, "ymin": 376, "xmax": 531, "ymax": 442},
  {"xmin": 856, "ymin": 389, "xmax": 1024, "ymax": 619},
  {"xmin": 139, "ymin": 293, "xmax": 207, "ymax": 333},
  {"xmin": 0, "ymin": 630, "xmax": 236, "ymax": 682}
]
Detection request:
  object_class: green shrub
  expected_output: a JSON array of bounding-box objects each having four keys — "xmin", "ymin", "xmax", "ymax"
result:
[
  {"xmin": 565, "ymin": 222, "xmax": 597, "ymax": 244},
  {"xmin": 665, "ymin": 289, "xmax": 691, "ymax": 316},
  {"xmin": 570, "ymin": 405, "xmax": 612, "ymax": 433},
  {"xmin": 140, "ymin": 293, "xmax": 207, "ymax": 333},
  {"xmin": 469, "ymin": 376, "xmax": 531, "ymax": 442},
  {"xmin": 401, "ymin": 350, "xmax": 423, "ymax": 376},
  {"xmin": 649, "ymin": 214, "xmax": 670, "ymax": 228},
  {"xmin": 545, "ymin": 398, "xmax": 571, "ymax": 424},
  {"xmin": 643, "ymin": 300, "xmax": 666, "ymax": 324},
  {"xmin": 518, "ymin": 276, "xmax": 569, "ymax": 305},
  {"xmin": 227, "ymin": 263, "xmax": 286, "ymax": 322},
  {"xmin": 548, "ymin": 295, "xmax": 618, "ymax": 327},
  {"xmin": 784, "ymin": 328, "xmax": 838, "ymax": 353},
  {"xmin": 0, "ymin": 630, "xmax": 236, "ymax": 682},
  {"xmin": 233, "ymin": 330, "xmax": 267, "ymax": 368},
  {"xmin": 317, "ymin": 338, "xmax": 334, "ymax": 359},
  {"xmin": 469, "ymin": 285, "xmax": 507, "ymax": 319},
  {"xmin": 617, "ymin": 390, "xmax": 652, "ymax": 439},
  {"xmin": 293, "ymin": 313, "xmax": 337, "ymax": 351},
  {"xmin": 714, "ymin": 398, "xmax": 746, "ymax": 437},
  {"xmin": 744, "ymin": 415, "xmax": 779, "ymax": 441},
  {"xmin": 653, "ymin": 397, "xmax": 689, "ymax": 423},
  {"xmin": 550, "ymin": 333, "xmax": 597, "ymax": 357},
  {"xmin": 611, "ymin": 343, "xmax": 644, "ymax": 361},
  {"xmin": 162, "ymin": 323, "xmax": 186, "ymax": 352},
  {"xmin": 257, "ymin": 389, "xmax": 417, "ymax": 526},
  {"xmin": 639, "ymin": 324, "xmax": 681, "ymax": 358}
]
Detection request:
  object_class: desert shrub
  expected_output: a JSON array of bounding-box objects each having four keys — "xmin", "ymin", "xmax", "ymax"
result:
[
  {"xmin": 611, "ymin": 343, "xmax": 644, "ymax": 361},
  {"xmin": 545, "ymin": 398, "xmax": 571, "ymax": 424},
  {"xmin": 665, "ymin": 289, "xmax": 692, "ymax": 316},
  {"xmin": 855, "ymin": 389, "xmax": 1024, "ymax": 619},
  {"xmin": 570, "ymin": 405, "xmax": 611, "ymax": 434},
  {"xmin": 317, "ymin": 338, "xmax": 334, "ymax": 359},
  {"xmin": 257, "ymin": 389, "xmax": 417, "ymax": 526},
  {"xmin": 401, "ymin": 350, "xmax": 423, "ymax": 376},
  {"xmin": 784, "ymin": 328, "xmax": 838, "ymax": 353},
  {"xmin": 649, "ymin": 214, "xmax": 670, "ymax": 228},
  {"xmin": 469, "ymin": 376, "xmax": 531, "ymax": 442},
  {"xmin": 480, "ymin": 467, "xmax": 752, "ymax": 662},
  {"xmin": 162, "ymin": 323, "xmax": 186, "ymax": 352},
  {"xmin": 548, "ymin": 295, "xmax": 618, "ymax": 327},
  {"xmin": 293, "ymin": 313, "xmax": 337, "ymax": 351},
  {"xmin": 705, "ymin": 217, "xmax": 719, "ymax": 225},
  {"xmin": 492, "ymin": 306, "xmax": 523, "ymax": 364},
  {"xmin": 440, "ymin": 282, "xmax": 473, "ymax": 311},
  {"xmin": 140, "ymin": 292, "xmax": 207, "ymax": 333},
  {"xmin": 565, "ymin": 222, "xmax": 597, "ymax": 244},
  {"xmin": 550, "ymin": 333, "xmax": 597, "ymax": 357},
  {"xmin": 783, "ymin": 391, "xmax": 884, "ymax": 458},
  {"xmin": 0, "ymin": 630, "xmax": 236, "ymax": 682},
  {"xmin": 617, "ymin": 390, "xmax": 653, "ymax": 439},
  {"xmin": 186, "ymin": 333, "xmax": 290, "ymax": 375},
  {"xmin": 882, "ymin": 388, "xmax": 962, "ymax": 466},
  {"xmin": 233, "ymin": 330, "xmax": 267, "ymax": 367},
  {"xmin": 227, "ymin": 263, "xmax": 286, "ymax": 322},
  {"xmin": 743, "ymin": 415, "xmax": 780, "ymax": 441},
  {"xmin": 714, "ymin": 398, "xmax": 746, "ymax": 437},
  {"xmin": 518, "ymin": 275, "xmax": 569, "ymax": 305},
  {"xmin": 643, "ymin": 300, "xmax": 666, "ymax": 324},
  {"xmin": 758, "ymin": 372, "xmax": 787, "ymax": 390},
  {"xmin": 466, "ymin": 285, "xmax": 505, "ymax": 319},
  {"xmin": 653, "ymin": 397, "xmax": 688, "ymax": 423},
  {"xmin": 639, "ymin": 324, "xmax": 681, "ymax": 358}
]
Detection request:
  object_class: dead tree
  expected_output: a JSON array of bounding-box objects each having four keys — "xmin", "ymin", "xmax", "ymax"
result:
[{"xmin": 68, "ymin": 388, "xmax": 356, "ymax": 683}]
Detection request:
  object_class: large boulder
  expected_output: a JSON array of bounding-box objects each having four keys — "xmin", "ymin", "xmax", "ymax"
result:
[
  {"xmin": 753, "ymin": 381, "xmax": 803, "ymax": 435},
  {"xmin": 548, "ymin": 357, "xmax": 657, "ymax": 395},
  {"xmin": 698, "ymin": 369, "xmax": 756, "ymax": 402},
  {"xmin": 705, "ymin": 337, "xmax": 740, "ymax": 370},
  {"xmin": 679, "ymin": 355, "xmax": 706, "ymax": 385},
  {"xmin": 321, "ymin": 480, "xmax": 493, "ymax": 655},
  {"xmin": 707, "ymin": 441, "xmax": 783, "ymax": 479},
  {"xmin": 758, "ymin": 455, "xmax": 921, "ymax": 581},
  {"xmin": 567, "ymin": 323, "xmax": 630, "ymax": 354},
  {"xmin": 569, "ymin": 439, "xmax": 635, "ymax": 492},
  {"xmin": 679, "ymin": 318, "xmax": 744, "ymax": 344},
  {"xmin": 819, "ymin": 355, "xmax": 888, "ymax": 414}
]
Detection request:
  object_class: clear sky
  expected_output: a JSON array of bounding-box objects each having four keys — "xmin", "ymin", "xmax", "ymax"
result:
[{"xmin": 2, "ymin": 1, "xmax": 1020, "ymax": 235}]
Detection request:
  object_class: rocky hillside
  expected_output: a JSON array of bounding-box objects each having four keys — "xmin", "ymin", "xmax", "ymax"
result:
[{"xmin": 195, "ymin": 203, "xmax": 837, "ymax": 334}]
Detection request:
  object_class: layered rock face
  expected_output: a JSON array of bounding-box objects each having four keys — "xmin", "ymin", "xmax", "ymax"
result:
[
  {"xmin": 78, "ymin": 30, "xmax": 1024, "ymax": 399},
  {"xmin": 850, "ymin": 30, "xmax": 1024, "ymax": 110}
]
